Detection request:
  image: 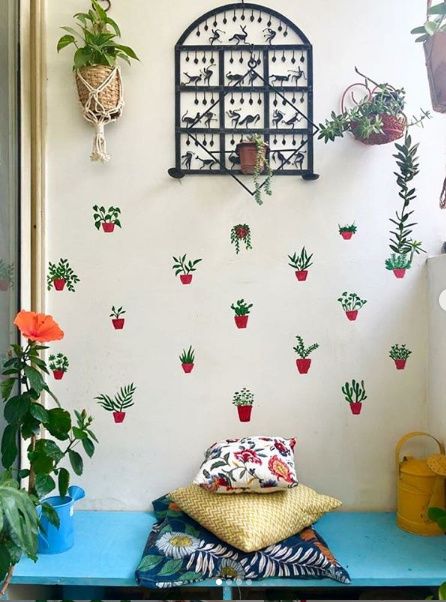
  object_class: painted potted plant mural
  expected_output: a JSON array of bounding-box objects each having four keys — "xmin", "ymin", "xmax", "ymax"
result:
[
  {"xmin": 0, "ymin": 260, "xmax": 14, "ymax": 291},
  {"xmin": 390, "ymin": 344, "xmax": 412, "ymax": 371},
  {"xmin": 339, "ymin": 224, "xmax": 357, "ymax": 241},
  {"xmin": 47, "ymin": 259, "xmax": 80, "ymax": 292},
  {"xmin": 110, "ymin": 306, "xmax": 126, "ymax": 330},
  {"xmin": 288, "ymin": 247, "xmax": 313, "ymax": 282},
  {"xmin": 180, "ymin": 346, "xmax": 195, "ymax": 374},
  {"xmin": 172, "ymin": 255, "xmax": 202, "ymax": 285},
  {"xmin": 96, "ymin": 383, "xmax": 136, "ymax": 424},
  {"xmin": 57, "ymin": 0, "xmax": 139, "ymax": 161},
  {"xmin": 236, "ymin": 135, "xmax": 273, "ymax": 205},
  {"xmin": 293, "ymin": 336, "xmax": 319, "ymax": 375},
  {"xmin": 93, "ymin": 205, "xmax": 122, "ymax": 233},
  {"xmin": 231, "ymin": 299, "xmax": 253, "ymax": 329},
  {"xmin": 49, "ymin": 353, "xmax": 69, "ymax": 380},
  {"xmin": 342, "ymin": 379, "xmax": 367, "ymax": 415},
  {"xmin": 231, "ymin": 224, "xmax": 252, "ymax": 254},
  {"xmin": 338, "ymin": 292, "xmax": 367, "ymax": 322},
  {"xmin": 233, "ymin": 387, "xmax": 254, "ymax": 423}
]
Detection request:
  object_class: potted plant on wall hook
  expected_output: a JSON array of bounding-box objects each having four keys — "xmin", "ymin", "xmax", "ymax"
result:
[
  {"xmin": 338, "ymin": 292, "xmax": 367, "ymax": 321},
  {"xmin": 237, "ymin": 135, "xmax": 273, "ymax": 205},
  {"xmin": 293, "ymin": 336, "xmax": 319, "ymax": 374},
  {"xmin": 390, "ymin": 344, "xmax": 412, "ymax": 370},
  {"xmin": 172, "ymin": 255, "xmax": 203, "ymax": 284},
  {"xmin": 342, "ymin": 379, "xmax": 367, "ymax": 415},
  {"xmin": 96, "ymin": 383, "xmax": 136, "ymax": 423},
  {"xmin": 180, "ymin": 346, "xmax": 195, "ymax": 373},
  {"xmin": 339, "ymin": 223, "xmax": 357, "ymax": 240},
  {"xmin": 93, "ymin": 205, "xmax": 122, "ymax": 232},
  {"xmin": 288, "ymin": 247, "xmax": 313, "ymax": 281},
  {"xmin": 47, "ymin": 259, "xmax": 80, "ymax": 292},
  {"xmin": 231, "ymin": 224, "xmax": 252, "ymax": 254},
  {"xmin": 57, "ymin": 0, "xmax": 139, "ymax": 162},
  {"xmin": 49, "ymin": 353, "xmax": 69, "ymax": 380},
  {"xmin": 110, "ymin": 306, "xmax": 126, "ymax": 330},
  {"xmin": 233, "ymin": 387, "xmax": 254, "ymax": 423},
  {"xmin": 231, "ymin": 299, "xmax": 253, "ymax": 329}
]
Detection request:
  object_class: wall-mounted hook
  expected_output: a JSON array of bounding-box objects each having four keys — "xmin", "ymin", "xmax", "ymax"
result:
[{"xmin": 98, "ymin": 0, "xmax": 111, "ymax": 12}]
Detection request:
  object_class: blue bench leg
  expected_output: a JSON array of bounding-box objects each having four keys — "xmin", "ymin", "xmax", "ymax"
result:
[
  {"xmin": 222, "ymin": 584, "xmax": 233, "ymax": 600},
  {"xmin": 62, "ymin": 585, "xmax": 106, "ymax": 598}
]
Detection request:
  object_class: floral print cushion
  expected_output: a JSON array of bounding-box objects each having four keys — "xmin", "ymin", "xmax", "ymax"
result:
[
  {"xmin": 193, "ymin": 436, "xmax": 298, "ymax": 493},
  {"xmin": 135, "ymin": 495, "xmax": 351, "ymax": 589}
]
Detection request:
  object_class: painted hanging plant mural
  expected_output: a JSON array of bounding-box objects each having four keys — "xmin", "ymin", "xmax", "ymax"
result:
[
  {"xmin": 47, "ymin": 259, "xmax": 80, "ymax": 292},
  {"xmin": 0, "ymin": 260, "xmax": 14, "ymax": 291},
  {"xmin": 48, "ymin": 353, "xmax": 69, "ymax": 380},
  {"xmin": 172, "ymin": 255, "xmax": 202, "ymax": 285},
  {"xmin": 93, "ymin": 205, "xmax": 122, "ymax": 233},
  {"xmin": 293, "ymin": 336, "xmax": 319, "ymax": 374},
  {"xmin": 338, "ymin": 292, "xmax": 367, "ymax": 322},
  {"xmin": 96, "ymin": 383, "xmax": 136, "ymax": 424},
  {"xmin": 110, "ymin": 306, "xmax": 126, "ymax": 330},
  {"xmin": 288, "ymin": 247, "xmax": 313, "ymax": 282},
  {"xmin": 386, "ymin": 135, "xmax": 425, "ymax": 279},
  {"xmin": 231, "ymin": 299, "xmax": 253, "ymax": 329},
  {"xmin": 339, "ymin": 223, "xmax": 357, "ymax": 240},
  {"xmin": 342, "ymin": 379, "xmax": 367, "ymax": 415},
  {"xmin": 180, "ymin": 346, "xmax": 195, "ymax": 374},
  {"xmin": 389, "ymin": 344, "xmax": 412, "ymax": 371},
  {"xmin": 231, "ymin": 225, "xmax": 252, "ymax": 254},
  {"xmin": 233, "ymin": 387, "xmax": 254, "ymax": 423}
]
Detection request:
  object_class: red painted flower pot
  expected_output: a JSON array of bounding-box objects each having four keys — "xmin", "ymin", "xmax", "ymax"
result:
[
  {"xmin": 393, "ymin": 269, "xmax": 406, "ymax": 279},
  {"xmin": 102, "ymin": 222, "xmax": 115, "ymax": 233},
  {"xmin": 112, "ymin": 318, "xmax": 125, "ymax": 330},
  {"xmin": 180, "ymin": 274, "xmax": 193, "ymax": 285},
  {"xmin": 0, "ymin": 280, "xmax": 9, "ymax": 291},
  {"xmin": 341, "ymin": 231, "xmax": 353, "ymax": 240},
  {"xmin": 53, "ymin": 370, "xmax": 65, "ymax": 381},
  {"xmin": 53, "ymin": 279, "xmax": 66, "ymax": 291},
  {"xmin": 113, "ymin": 411, "xmax": 126, "ymax": 424},
  {"xmin": 350, "ymin": 403, "xmax": 362, "ymax": 415},
  {"xmin": 237, "ymin": 405, "xmax": 252, "ymax": 422},
  {"xmin": 296, "ymin": 358, "xmax": 312, "ymax": 374},
  {"xmin": 394, "ymin": 359, "xmax": 407, "ymax": 370},
  {"xmin": 235, "ymin": 315, "xmax": 249, "ymax": 329},
  {"xmin": 346, "ymin": 310, "xmax": 358, "ymax": 321},
  {"xmin": 182, "ymin": 363, "xmax": 194, "ymax": 374},
  {"xmin": 295, "ymin": 271, "xmax": 308, "ymax": 282}
]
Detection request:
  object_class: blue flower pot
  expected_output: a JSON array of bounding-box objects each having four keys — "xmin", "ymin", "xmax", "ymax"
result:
[{"xmin": 38, "ymin": 486, "xmax": 85, "ymax": 554}]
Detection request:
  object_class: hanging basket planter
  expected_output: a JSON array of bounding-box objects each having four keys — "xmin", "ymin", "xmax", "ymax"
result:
[{"xmin": 350, "ymin": 113, "xmax": 406, "ymax": 146}]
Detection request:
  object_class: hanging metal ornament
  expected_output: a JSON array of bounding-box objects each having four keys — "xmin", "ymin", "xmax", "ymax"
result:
[
  {"xmin": 240, "ymin": 90, "xmax": 245, "ymax": 105},
  {"xmin": 257, "ymin": 9, "xmax": 262, "ymax": 23},
  {"xmin": 204, "ymin": 20, "xmax": 209, "ymax": 31},
  {"xmin": 203, "ymin": 133, "xmax": 207, "ymax": 147},
  {"xmin": 196, "ymin": 24, "xmax": 201, "ymax": 37},
  {"xmin": 210, "ymin": 51, "xmax": 215, "ymax": 64},
  {"xmin": 300, "ymin": 50, "xmax": 305, "ymax": 63},
  {"xmin": 194, "ymin": 90, "xmax": 199, "ymax": 105},
  {"xmin": 194, "ymin": 51, "xmax": 199, "ymax": 64},
  {"xmin": 281, "ymin": 50, "xmax": 286, "ymax": 63},
  {"xmin": 233, "ymin": 8, "xmax": 237, "ymax": 21},
  {"xmin": 291, "ymin": 51, "xmax": 296, "ymax": 65},
  {"xmin": 284, "ymin": 24, "xmax": 289, "ymax": 37},
  {"xmin": 186, "ymin": 50, "xmax": 190, "ymax": 63},
  {"xmin": 278, "ymin": 20, "xmax": 283, "ymax": 32},
  {"xmin": 273, "ymin": 92, "xmax": 278, "ymax": 107},
  {"xmin": 203, "ymin": 90, "xmax": 208, "ymax": 105},
  {"xmin": 230, "ymin": 49, "xmax": 234, "ymax": 64},
  {"xmin": 272, "ymin": 49, "xmax": 277, "ymax": 63},
  {"xmin": 210, "ymin": 133, "xmax": 215, "ymax": 147},
  {"xmin": 257, "ymin": 92, "xmax": 262, "ymax": 105},
  {"xmin": 241, "ymin": 4, "xmax": 246, "ymax": 20},
  {"xmin": 250, "ymin": 8, "xmax": 255, "ymax": 22},
  {"xmin": 249, "ymin": 90, "xmax": 254, "ymax": 105},
  {"xmin": 223, "ymin": 11, "xmax": 227, "ymax": 24}
]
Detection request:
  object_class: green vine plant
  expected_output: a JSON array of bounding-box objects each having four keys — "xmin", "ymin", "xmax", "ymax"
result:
[
  {"xmin": 232, "ymin": 388, "xmax": 254, "ymax": 407},
  {"xmin": 48, "ymin": 353, "xmax": 69, "ymax": 374},
  {"xmin": 293, "ymin": 336, "xmax": 319, "ymax": 359},
  {"xmin": 231, "ymin": 225, "xmax": 252, "ymax": 254},
  {"xmin": 231, "ymin": 299, "xmax": 253, "ymax": 316},
  {"xmin": 412, "ymin": 2, "xmax": 446, "ymax": 42},
  {"xmin": 337, "ymin": 292, "xmax": 367, "ymax": 312},
  {"xmin": 179, "ymin": 347, "xmax": 195, "ymax": 365},
  {"xmin": 172, "ymin": 255, "xmax": 203, "ymax": 276},
  {"xmin": 0, "ymin": 260, "xmax": 14, "ymax": 288},
  {"xmin": 95, "ymin": 384, "xmax": 136, "ymax": 417},
  {"xmin": 249, "ymin": 135, "xmax": 273, "ymax": 205},
  {"xmin": 57, "ymin": 0, "xmax": 139, "ymax": 70},
  {"xmin": 93, "ymin": 205, "xmax": 122, "ymax": 230},
  {"xmin": 47, "ymin": 259, "xmax": 80, "ymax": 292},
  {"xmin": 288, "ymin": 247, "xmax": 313, "ymax": 272},
  {"xmin": 389, "ymin": 344, "xmax": 412, "ymax": 361},
  {"xmin": 342, "ymin": 379, "xmax": 367, "ymax": 404}
]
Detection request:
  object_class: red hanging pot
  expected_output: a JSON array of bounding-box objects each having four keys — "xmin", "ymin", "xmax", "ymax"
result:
[
  {"xmin": 394, "ymin": 359, "xmax": 407, "ymax": 370},
  {"xmin": 182, "ymin": 363, "xmax": 194, "ymax": 374},
  {"xmin": 236, "ymin": 141, "xmax": 268, "ymax": 175},
  {"xmin": 393, "ymin": 268, "xmax": 406, "ymax": 279},
  {"xmin": 295, "ymin": 270, "xmax": 308, "ymax": 282},
  {"xmin": 346, "ymin": 310, "xmax": 358, "ymax": 321},
  {"xmin": 351, "ymin": 113, "xmax": 406, "ymax": 145},
  {"xmin": 341, "ymin": 231, "xmax": 353, "ymax": 240}
]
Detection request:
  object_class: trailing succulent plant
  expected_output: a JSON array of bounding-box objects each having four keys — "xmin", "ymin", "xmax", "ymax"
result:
[
  {"xmin": 250, "ymin": 135, "xmax": 273, "ymax": 205},
  {"xmin": 231, "ymin": 225, "xmax": 252, "ymax": 254}
]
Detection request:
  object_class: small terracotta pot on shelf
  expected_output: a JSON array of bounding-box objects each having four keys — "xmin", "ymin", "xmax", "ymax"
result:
[{"xmin": 236, "ymin": 141, "xmax": 268, "ymax": 175}]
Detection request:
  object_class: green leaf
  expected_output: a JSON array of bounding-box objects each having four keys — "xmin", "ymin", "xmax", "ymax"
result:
[
  {"xmin": 4, "ymin": 395, "xmax": 30, "ymax": 424},
  {"xmin": 30, "ymin": 403, "xmax": 49, "ymax": 424},
  {"xmin": 35, "ymin": 474, "xmax": 56, "ymax": 498},
  {"xmin": 45, "ymin": 408, "xmax": 71, "ymax": 441},
  {"xmin": 429, "ymin": 4, "xmax": 446, "ymax": 15},
  {"xmin": 24, "ymin": 365, "xmax": 45, "ymax": 395},
  {"xmin": 138, "ymin": 554, "xmax": 164, "ymax": 571},
  {"xmin": 72, "ymin": 427, "xmax": 88, "ymax": 440},
  {"xmin": 82, "ymin": 438, "xmax": 95, "ymax": 458},
  {"xmin": 440, "ymin": 583, "xmax": 446, "ymax": 601},
  {"xmin": 0, "ymin": 544, "xmax": 11, "ymax": 582},
  {"xmin": 1, "ymin": 378, "xmax": 15, "ymax": 401},
  {"xmin": 40, "ymin": 501, "xmax": 60, "ymax": 528},
  {"xmin": 113, "ymin": 44, "xmax": 139, "ymax": 60},
  {"xmin": 58, "ymin": 467, "xmax": 70, "ymax": 497},
  {"xmin": 57, "ymin": 34, "xmax": 76, "ymax": 52},
  {"xmin": 158, "ymin": 558, "xmax": 183, "ymax": 576},
  {"xmin": 68, "ymin": 450, "xmax": 83, "ymax": 476},
  {"xmin": 0, "ymin": 483, "xmax": 39, "ymax": 559},
  {"xmin": 1, "ymin": 425, "xmax": 18, "ymax": 469},
  {"xmin": 178, "ymin": 571, "xmax": 202, "ymax": 582}
]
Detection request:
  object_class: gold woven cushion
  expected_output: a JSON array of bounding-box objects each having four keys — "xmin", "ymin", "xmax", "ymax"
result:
[{"xmin": 171, "ymin": 483, "xmax": 341, "ymax": 553}]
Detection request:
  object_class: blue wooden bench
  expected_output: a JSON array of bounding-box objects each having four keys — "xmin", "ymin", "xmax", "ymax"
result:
[{"xmin": 11, "ymin": 511, "xmax": 446, "ymax": 600}]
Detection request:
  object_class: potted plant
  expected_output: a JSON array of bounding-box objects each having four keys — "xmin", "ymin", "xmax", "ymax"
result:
[
  {"xmin": 0, "ymin": 310, "xmax": 97, "ymax": 587},
  {"xmin": 236, "ymin": 135, "xmax": 273, "ymax": 205},
  {"xmin": 231, "ymin": 299, "xmax": 253, "ymax": 329},
  {"xmin": 338, "ymin": 292, "xmax": 367, "ymax": 321},
  {"xmin": 233, "ymin": 387, "xmax": 254, "ymax": 423},
  {"xmin": 49, "ymin": 353, "xmax": 69, "ymax": 380},
  {"xmin": 96, "ymin": 383, "xmax": 136, "ymax": 423},
  {"xmin": 0, "ymin": 260, "xmax": 13, "ymax": 291},
  {"xmin": 339, "ymin": 224, "xmax": 357, "ymax": 241},
  {"xmin": 93, "ymin": 205, "xmax": 122, "ymax": 233},
  {"xmin": 288, "ymin": 247, "xmax": 313, "ymax": 281},
  {"xmin": 172, "ymin": 255, "xmax": 202, "ymax": 285},
  {"xmin": 110, "ymin": 306, "xmax": 126, "ymax": 330},
  {"xmin": 412, "ymin": 1, "xmax": 446, "ymax": 112},
  {"xmin": 293, "ymin": 336, "xmax": 319, "ymax": 374},
  {"xmin": 342, "ymin": 379, "xmax": 367, "ymax": 415},
  {"xmin": 180, "ymin": 346, "xmax": 195, "ymax": 374},
  {"xmin": 57, "ymin": 0, "xmax": 139, "ymax": 161},
  {"xmin": 231, "ymin": 224, "xmax": 253, "ymax": 254},
  {"xmin": 47, "ymin": 259, "xmax": 80, "ymax": 292},
  {"xmin": 389, "ymin": 344, "xmax": 412, "ymax": 370}
]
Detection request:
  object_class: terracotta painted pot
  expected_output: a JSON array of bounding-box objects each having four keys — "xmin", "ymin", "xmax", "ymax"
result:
[
  {"xmin": 102, "ymin": 222, "xmax": 115, "ymax": 233},
  {"xmin": 53, "ymin": 370, "xmax": 65, "ymax": 381},
  {"xmin": 180, "ymin": 274, "xmax": 193, "ymax": 285},
  {"xmin": 182, "ymin": 363, "xmax": 194, "ymax": 374},
  {"xmin": 350, "ymin": 402, "xmax": 362, "ymax": 415},
  {"xmin": 341, "ymin": 231, "xmax": 353, "ymax": 240},
  {"xmin": 113, "ymin": 411, "xmax": 126, "ymax": 424},
  {"xmin": 295, "ymin": 270, "xmax": 308, "ymax": 282},
  {"xmin": 237, "ymin": 405, "xmax": 252, "ymax": 422},
  {"xmin": 53, "ymin": 279, "xmax": 66, "ymax": 291},
  {"xmin": 424, "ymin": 32, "xmax": 446, "ymax": 113},
  {"xmin": 112, "ymin": 318, "xmax": 125, "ymax": 330},
  {"xmin": 235, "ymin": 315, "xmax": 249, "ymax": 329},
  {"xmin": 296, "ymin": 358, "xmax": 312, "ymax": 374},
  {"xmin": 394, "ymin": 359, "xmax": 407, "ymax": 371},
  {"xmin": 0, "ymin": 280, "xmax": 9, "ymax": 291},
  {"xmin": 346, "ymin": 310, "xmax": 358, "ymax": 322},
  {"xmin": 393, "ymin": 268, "xmax": 406, "ymax": 279},
  {"xmin": 236, "ymin": 141, "xmax": 268, "ymax": 175}
]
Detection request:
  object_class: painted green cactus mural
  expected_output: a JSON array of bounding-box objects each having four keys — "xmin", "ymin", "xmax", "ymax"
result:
[{"xmin": 342, "ymin": 379, "xmax": 367, "ymax": 415}]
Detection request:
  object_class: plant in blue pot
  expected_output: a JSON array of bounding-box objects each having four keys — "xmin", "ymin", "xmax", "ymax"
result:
[{"xmin": 0, "ymin": 310, "xmax": 98, "ymax": 592}]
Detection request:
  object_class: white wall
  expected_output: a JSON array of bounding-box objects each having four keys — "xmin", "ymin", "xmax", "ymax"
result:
[
  {"xmin": 43, "ymin": 0, "xmax": 446, "ymax": 511},
  {"xmin": 428, "ymin": 256, "xmax": 446, "ymax": 441}
]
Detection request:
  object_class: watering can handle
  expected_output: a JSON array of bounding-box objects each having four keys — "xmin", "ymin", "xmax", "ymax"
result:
[{"xmin": 395, "ymin": 432, "xmax": 445, "ymax": 470}]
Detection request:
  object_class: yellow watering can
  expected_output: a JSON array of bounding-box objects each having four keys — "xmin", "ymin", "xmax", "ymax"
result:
[{"xmin": 396, "ymin": 432, "xmax": 446, "ymax": 535}]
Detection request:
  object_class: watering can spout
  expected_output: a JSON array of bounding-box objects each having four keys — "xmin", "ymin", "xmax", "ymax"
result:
[{"xmin": 68, "ymin": 486, "xmax": 85, "ymax": 503}]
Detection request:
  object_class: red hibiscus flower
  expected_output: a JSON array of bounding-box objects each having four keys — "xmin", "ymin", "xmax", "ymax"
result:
[
  {"xmin": 234, "ymin": 449, "xmax": 262, "ymax": 465},
  {"xmin": 268, "ymin": 455, "xmax": 294, "ymax": 482}
]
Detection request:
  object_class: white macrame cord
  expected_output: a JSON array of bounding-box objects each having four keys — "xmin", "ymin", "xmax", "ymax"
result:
[{"xmin": 75, "ymin": 66, "xmax": 124, "ymax": 162}]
